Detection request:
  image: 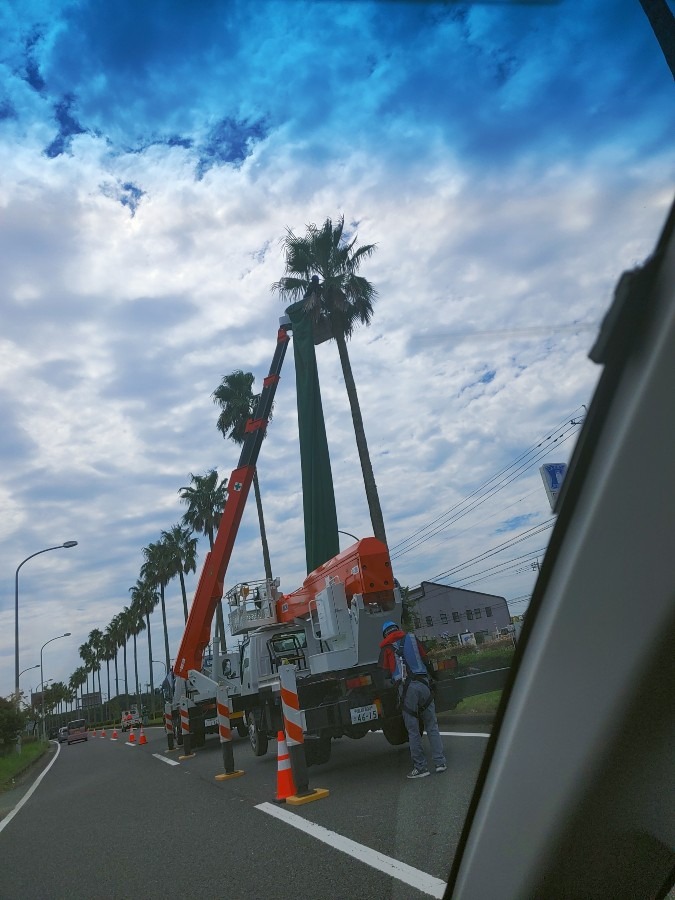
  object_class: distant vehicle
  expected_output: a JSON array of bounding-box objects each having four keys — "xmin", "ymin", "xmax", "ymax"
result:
[
  {"xmin": 58, "ymin": 726, "xmax": 68, "ymax": 743},
  {"xmin": 120, "ymin": 707, "xmax": 143, "ymax": 731},
  {"xmin": 66, "ymin": 719, "xmax": 88, "ymax": 745}
]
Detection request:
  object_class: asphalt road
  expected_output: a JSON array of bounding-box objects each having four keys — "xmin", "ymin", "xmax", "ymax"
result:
[{"xmin": 0, "ymin": 723, "xmax": 491, "ymax": 900}]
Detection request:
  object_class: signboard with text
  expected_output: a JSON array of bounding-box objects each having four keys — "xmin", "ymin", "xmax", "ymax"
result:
[{"xmin": 540, "ymin": 463, "xmax": 568, "ymax": 511}]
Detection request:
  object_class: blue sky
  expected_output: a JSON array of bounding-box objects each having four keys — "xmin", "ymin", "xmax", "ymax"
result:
[{"xmin": 1, "ymin": 0, "xmax": 673, "ymax": 699}]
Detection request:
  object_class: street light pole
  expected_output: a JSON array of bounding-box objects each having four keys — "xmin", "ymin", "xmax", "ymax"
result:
[
  {"xmin": 40, "ymin": 632, "xmax": 71, "ymax": 740},
  {"xmin": 14, "ymin": 541, "xmax": 78, "ymax": 709}
]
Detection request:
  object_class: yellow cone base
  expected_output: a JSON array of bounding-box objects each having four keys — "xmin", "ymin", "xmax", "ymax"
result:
[
  {"xmin": 285, "ymin": 787, "xmax": 330, "ymax": 806},
  {"xmin": 178, "ymin": 752, "xmax": 196, "ymax": 761},
  {"xmin": 215, "ymin": 769, "xmax": 245, "ymax": 781}
]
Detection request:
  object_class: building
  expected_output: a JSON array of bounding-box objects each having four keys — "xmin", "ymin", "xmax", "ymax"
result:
[{"xmin": 407, "ymin": 581, "xmax": 512, "ymax": 644}]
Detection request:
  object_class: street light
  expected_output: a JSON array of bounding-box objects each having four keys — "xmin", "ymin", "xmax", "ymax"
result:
[
  {"xmin": 19, "ymin": 664, "xmax": 39, "ymax": 679},
  {"xmin": 152, "ymin": 659, "xmax": 167, "ymax": 675},
  {"xmin": 40, "ymin": 632, "xmax": 71, "ymax": 740},
  {"xmin": 14, "ymin": 541, "xmax": 78, "ymax": 709}
]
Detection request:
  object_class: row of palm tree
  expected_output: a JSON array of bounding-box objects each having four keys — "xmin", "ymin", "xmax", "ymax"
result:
[
  {"xmin": 62, "ymin": 475, "xmax": 226, "ymax": 714},
  {"xmin": 62, "ymin": 215, "xmax": 387, "ymax": 714}
]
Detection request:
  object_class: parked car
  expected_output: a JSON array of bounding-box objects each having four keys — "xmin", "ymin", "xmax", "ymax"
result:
[
  {"xmin": 58, "ymin": 726, "xmax": 68, "ymax": 743},
  {"xmin": 66, "ymin": 718, "xmax": 88, "ymax": 745}
]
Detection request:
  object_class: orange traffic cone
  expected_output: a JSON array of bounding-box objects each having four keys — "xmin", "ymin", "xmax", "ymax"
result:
[
  {"xmin": 127, "ymin": 727, "xmax": 136, "ymax": 744},
  {"xmin": 100, "ymin": 727, "xmax": 106, "ymax": 738},
  {"xmin": 274, "ymin": 731, "xmax": 297, "ymax": 803},
  {"xmin": 138, "ymin": 726, "xmax": 147, "ymax": 746},
  {"xmin": 111, "ymin": 726, "xmax": 118, "ymax": 741},
  {"xmin": 92, "ymin": 727, "xmax": 97, "ymax": 737}
]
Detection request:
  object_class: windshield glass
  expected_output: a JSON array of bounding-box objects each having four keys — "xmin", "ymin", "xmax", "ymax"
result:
[{"xmin": 2, "ymin": 2, "xmax": 672, "ymax": 897}]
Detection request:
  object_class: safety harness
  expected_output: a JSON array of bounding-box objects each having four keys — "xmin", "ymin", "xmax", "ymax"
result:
[{"xmin": 395, "ymin": 640, "xmax": 435, "ymax": 717}]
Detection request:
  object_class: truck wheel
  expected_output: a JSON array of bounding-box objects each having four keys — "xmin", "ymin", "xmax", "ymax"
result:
[
  {"xmin": 304, "ymin": 734, "xmax": 331, "ymax": 767},
  {"xmin": 382, "ymin": 716, "xmax": 409, "ymax": 746},
  {"xmin": 236, "ymin": 722, "xmax": 248, "ymax": 739},
  {"xmin": 248, "ymin": 712, "xmax": 268, "ymax": 757}
]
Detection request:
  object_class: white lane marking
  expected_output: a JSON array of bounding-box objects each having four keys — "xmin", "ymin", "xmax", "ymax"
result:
[
  {"xmin": 153, "ymin": 753, "xmax": 180, "ymax": 767},
  {"xmin": 0, "ymin": 741, "xmax": 61, "ymax": 835},
  {"xmin": 124, "ymin": 742, "xmax": 137, "ymax": 748},
  {"xmin": 439, "ymin": 731, "xmax": 490, "ymax": 738},
  {"xmin": 256, "ymin": 801, "xmax": 446, "ymax": 899}
]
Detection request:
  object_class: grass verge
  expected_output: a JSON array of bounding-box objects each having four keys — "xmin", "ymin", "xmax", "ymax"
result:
[
  {"xmin": 0, "ymin": 740, "xmax": 49, "ymax": 791},
  {"xmin": 446, "ymin": 689, "xmax": 502, "ymax": 716}
]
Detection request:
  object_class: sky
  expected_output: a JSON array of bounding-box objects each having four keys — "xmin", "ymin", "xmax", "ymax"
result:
[{"xmin": 1, "ymin": 0, "xmax": 673, "ymax": 702}]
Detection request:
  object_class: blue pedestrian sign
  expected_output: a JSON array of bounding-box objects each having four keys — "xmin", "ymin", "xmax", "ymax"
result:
[{"xmin": 540, "ymin": 463, "xmax": 568, "ymax": 511}]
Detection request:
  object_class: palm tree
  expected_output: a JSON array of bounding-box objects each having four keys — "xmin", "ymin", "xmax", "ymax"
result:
[
  {"xmin": 178, "ymin": 469, "xmax": 228, "ymax": 549},
  {"xmin": 100, "ymin": 628, "xmax": 116, "ymax": 706},
  {"xmin": 88, "ymin": 628, "xmax": 104, "ymax": 707},
  {"xmin": 116, "ymin": 608, "xmax": 133, "ymax": 699},
  {"xmin": 126, "ymin": 600, "xmax": 146, "ymax": 700},
  {"xmin": 141, "ymin": 540, "xmax": 174, "ymax": 671},
  {"xmin": 161, "ymin": 524, "xmax": 198, "ymax": 622},
  {"xmin": 212, "ymin": 371, "xmax": 274, "ymax": 582},
  {"xmin": 78, "ymin": 641, "xmax": 95, "ymax": 698},
  {"xmin": 130, "ymin": 578, "xmax": 159, "ymax": 700},
  {"xmin": 178, "ymin": 469, "xmax": 229, "ymax": 649},
  {"xmin": 69, "ymin": 667, "xmax": 87, "ymax": 717},
  {"xmin": 273, "ymin": 215, "xmax": 387, "ymax": 545},
  {"xmin": 106, "ymin": 616, "xmax": 123, "ymax": 700}
]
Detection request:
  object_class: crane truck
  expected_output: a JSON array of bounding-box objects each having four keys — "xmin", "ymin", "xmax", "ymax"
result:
[{"xmin": 167, "ymin": 315, "xmax": 509, "ymax": 765}]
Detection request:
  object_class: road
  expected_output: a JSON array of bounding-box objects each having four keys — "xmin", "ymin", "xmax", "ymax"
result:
[{"xmin": 0, "ymin": 722, "xmax": 491, "ymax": 900}]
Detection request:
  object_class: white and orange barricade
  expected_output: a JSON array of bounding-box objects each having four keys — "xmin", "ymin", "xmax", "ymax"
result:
[
  {"xmin": 214, "ymin": 685, "xmax": 244, "ymax": 781},
  {"xmin": 178, "ymin": 697, "xmax": 195, "ymax": 760},
  {"xmin": 279, "ymin": 664, "xmax": 328, "ymax": 805},
  {"xmin": 274, "ymin": 731, "xmax": 296, "ymax": 802},
  {"xmin": 164, "ymin": 702, "xmax": 177, "ymax": 752}
]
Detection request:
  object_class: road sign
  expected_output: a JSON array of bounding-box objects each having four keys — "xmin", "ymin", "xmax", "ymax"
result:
[{"xmin": 540, "ymin": 463, "xmax": 568, "ymax": 511}]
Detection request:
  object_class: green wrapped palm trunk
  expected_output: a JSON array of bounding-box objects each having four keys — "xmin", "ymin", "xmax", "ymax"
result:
[{"xmin": 286, "ymin": 302, "xmax": 340, "ymax": 574}]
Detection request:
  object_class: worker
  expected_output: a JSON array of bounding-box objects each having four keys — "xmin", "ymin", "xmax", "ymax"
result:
[{"xmin": 379, "ymin": 621, "xmax": 447, "ymax": 779}]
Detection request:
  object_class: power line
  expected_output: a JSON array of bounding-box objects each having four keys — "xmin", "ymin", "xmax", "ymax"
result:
[
  {"xmin": 390, "ymin": 409, "xmax": 582, "ymax": 560},
  {"xmin": 430, "ymin": 519, "xmax": 555, "ymax": 582}
]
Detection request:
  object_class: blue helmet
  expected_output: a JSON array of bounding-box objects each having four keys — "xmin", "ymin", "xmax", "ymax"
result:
[{"xmin": 382, "ymin": 621, "xmax": 399, "ymax": 638}]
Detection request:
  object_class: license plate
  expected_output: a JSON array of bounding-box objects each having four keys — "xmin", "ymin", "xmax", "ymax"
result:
[
  {"xmin": 204, "ymin": 717, "xmax": 217, "ymax": 728},
  {"xmin": 350, "ymin": 704, "xmax": 379, "ymax": 724}
]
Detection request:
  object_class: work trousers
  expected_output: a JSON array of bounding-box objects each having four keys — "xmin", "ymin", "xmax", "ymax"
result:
[{"xmin": 401, "ymin": 680, "xmax": 446, "ymax": 772}]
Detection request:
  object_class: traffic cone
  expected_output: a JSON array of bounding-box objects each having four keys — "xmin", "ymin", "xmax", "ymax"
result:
[
  {"xmin": 127, "ymin": 727, "xmax": 136, "ymax": 744},
  {"xmin": 138, "ymin": 726, "xmax": 147, "ymax": 746},
  {"xmin": 100, "ymin": 727, "xmax": 106, "ymax": 738},
  {"xmin": 92, "ymin": 727, "xmax": 97, "ymax": 737},
  {"xmin": 274, "ymin": 731, "xmax": 297, "ymax": 803},
  {"xmin": 111, "ymin": 726, "xmax": 118, "ymax": 741}
]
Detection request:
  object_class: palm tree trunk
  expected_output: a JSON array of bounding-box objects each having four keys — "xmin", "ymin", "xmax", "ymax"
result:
[
  {"xmin": 253, "ymin": 469, "xmax": 274, "ymax": 581},
  {"xmin": 146, "ymin": 613, "xmax": 154, "ymax": 703},
  {"xmin": 123, "ymin": 643, "xmax": 129, "ymax": 698},
  {"xmin": 133, "ymin": 634, "xmax": 140, "ymax": 698},
  {"xmin": 160, "ymin": 584, "xmax": 171, "ymax": 671},
  {"xmin": 105, "ymin": 660, "xmax": 111, "ymax": 709},
  {"xmin": 178, "ymin": 570, "xmax": 189, "ymax": 622},
  {"xmin": 334, "ymin": 330, "xmax": 388, "ymax": 546},
  {"xmin": 114, "ymin": 653, "xmax": 119, "ymax": 700}
]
